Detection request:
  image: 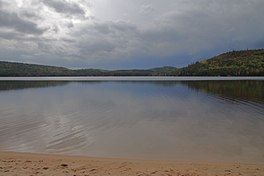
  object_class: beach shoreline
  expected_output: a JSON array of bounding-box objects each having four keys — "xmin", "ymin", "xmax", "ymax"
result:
[{"xmin": 0, "ymin": 151, "xmax": 263, "ymax": 176}]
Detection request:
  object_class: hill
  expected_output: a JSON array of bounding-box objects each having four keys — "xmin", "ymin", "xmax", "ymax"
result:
[
  {"xmin": 0, "ymin": 61, "xmax": 73, "ymax": 76},
  {"xmin": 179, "ymin": 49, "xmax": 264, "ymax": 76},
  {"xmin": 0, "ymin": 61, "xmax": 177, "ymax": 76},
  {"xmin": 0, "ymin": 49, "xmax": 263, "ymax": 76}
]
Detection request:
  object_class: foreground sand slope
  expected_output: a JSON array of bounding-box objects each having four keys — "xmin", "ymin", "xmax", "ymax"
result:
[{"xmin": 0, "ymin": 152, "xmax": 263, "ymax": 176}]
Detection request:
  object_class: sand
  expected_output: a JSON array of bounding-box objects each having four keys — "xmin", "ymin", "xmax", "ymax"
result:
[{"xmin": 0, "ymin": 151, "xmax": 263, "ymax": 176}]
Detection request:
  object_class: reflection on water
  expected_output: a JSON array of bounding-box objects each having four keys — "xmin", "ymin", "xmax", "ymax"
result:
[
  {"xmin": 183, "ymin": 81, "xmax": 264, "ymax": 103},
  {"xmin": 0, "ymin": 80, "xmax": 263, "ymax": 163},
  {"xmin": 0, "ymin": 81, "xmax": 68, "ymax": 91}
]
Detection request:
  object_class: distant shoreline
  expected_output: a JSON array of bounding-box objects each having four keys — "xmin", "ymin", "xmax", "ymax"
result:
[
  {"xmin": 0, "ymin": 76, "xmax": 263, "ymax": 81},
  {"xmin": 1, "ymin": 49, "xmax": 264, "ymax": 77},
  {"xmin": 1, "ymin": 151, "xmax": 264, "ymax": 176}
]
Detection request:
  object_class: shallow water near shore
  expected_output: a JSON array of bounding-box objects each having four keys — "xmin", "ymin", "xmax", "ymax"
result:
[{"xmin": 0, "ymin": 77, "xmax": 263, "ymax": 163}]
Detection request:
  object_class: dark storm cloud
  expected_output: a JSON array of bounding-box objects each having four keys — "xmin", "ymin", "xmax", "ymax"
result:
[
  {"xmin": 41, "ymin": 0, "xmax": 85, "ymax": 17},
  {"xmin": 0, "ymin": 11, "xmax": 46, "ymax": 35}
]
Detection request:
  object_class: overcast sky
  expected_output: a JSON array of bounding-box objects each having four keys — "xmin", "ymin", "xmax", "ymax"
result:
[{"xmin": 0, "ymin": 0, "xmax": 264, "ymax": 69}]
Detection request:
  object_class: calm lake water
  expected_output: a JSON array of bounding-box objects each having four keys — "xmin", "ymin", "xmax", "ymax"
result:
[{"xmin": 0, "ymin": 77, "xmax": 263, "ymax": 163}]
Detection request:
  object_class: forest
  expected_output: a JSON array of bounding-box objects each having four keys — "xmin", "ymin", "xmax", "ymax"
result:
[{"xmin": 0, "ymin": 49, "xmax": 263, "ymax": 76}]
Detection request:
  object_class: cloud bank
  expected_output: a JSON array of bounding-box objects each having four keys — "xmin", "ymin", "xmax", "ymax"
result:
[{"xmin": 0, "ymin": 0, "xmax": 264, "ymax": 68}]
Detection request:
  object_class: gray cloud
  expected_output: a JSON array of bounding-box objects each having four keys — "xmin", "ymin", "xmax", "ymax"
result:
[
  {"xmin": 41, "ymin": 0, "xmax": 85, "ymax": 17},
  {"xmin": 19, "ymin": 10, "xmax": 42, "ymax": 21},
  {"xmin": 0, "ymin": 0, "xmax": 264, "ymax": 68},
  {"xmin": 0, "ymin": 31, "xmax": 22, "ymax": 40},
  {"xmin": 71, "ymin": 21, "xmax": 143, "ymax": 61},
  {"xmin": 0, "ymin": 11, "xmax": 46, "ymax": 34}
]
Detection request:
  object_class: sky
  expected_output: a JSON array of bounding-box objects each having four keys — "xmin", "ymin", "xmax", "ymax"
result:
[{"xmin": 0, "ymin": 0, "xmax": 264, "ymax": 69}]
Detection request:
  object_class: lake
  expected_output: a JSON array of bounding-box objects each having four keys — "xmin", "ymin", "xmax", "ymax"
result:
[{"xmin": 0, "ymin": 77, "xmax": 263, "ymax": 163}]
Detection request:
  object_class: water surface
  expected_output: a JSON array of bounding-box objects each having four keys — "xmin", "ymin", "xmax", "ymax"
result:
[{"xmin": 0, "ymin": 78, "xmax": 263, "ymax": 163}]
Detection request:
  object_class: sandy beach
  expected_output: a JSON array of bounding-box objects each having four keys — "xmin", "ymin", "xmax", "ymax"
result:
[{"xmin": 0, "ymin": 152, "xmax": 263, "ymax": 176}]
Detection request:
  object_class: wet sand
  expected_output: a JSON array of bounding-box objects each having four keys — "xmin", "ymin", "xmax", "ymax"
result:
[{"xmin": 0, "ymin": 152, "xmax": 263, "ymax": 176}]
